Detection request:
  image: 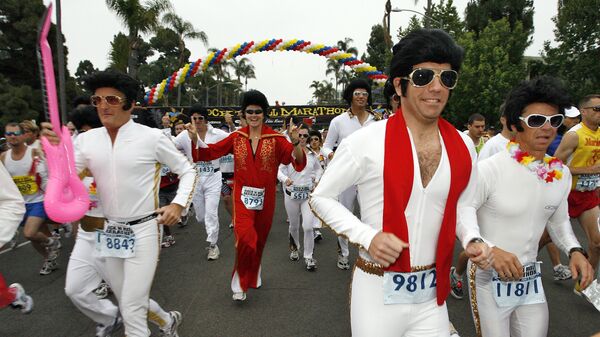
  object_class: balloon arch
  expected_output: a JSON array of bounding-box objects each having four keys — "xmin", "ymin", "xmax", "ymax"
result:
[{"xmin": 143, "ymin": 38, "xmax": 388, "ymax": 105}]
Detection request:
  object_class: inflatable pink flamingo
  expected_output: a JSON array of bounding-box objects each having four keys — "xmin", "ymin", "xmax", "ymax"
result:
[{"xmin": 38, "ymin": 3, "xmax": 89, "ymax": 223}]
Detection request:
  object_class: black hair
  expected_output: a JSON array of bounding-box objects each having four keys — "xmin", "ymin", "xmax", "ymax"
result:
[
  {"xmin": 504, "ymin": 76, "xmax": 571, "ymax": 132},
  {"xmin": 188, "ymin": 103, "xmax": 208, "ymax": 119},
  {"xmin": 390, "ymin": 29, "xmax": 464, "ymax": 97},
  {"xmin": 342, "ymin": 78, "xmax": 372, "ymax": 106},
  {"xmin": 297, "ymin": 123, "xmax": 310, "ymax": 131},
  {"xmin": 468, "ymin": 113, "xmax": 485, "ymax": 125},
  {"xmin": 69, "ymin": 105, "xmax": 102, "ymax": 130},
  {"xmin": 72, "ymin": 95, "xmax": 91, "ymax": 108},
  {"xmin": 240, "ymin": 90, "xmax": 269, "ymax": 118},
  {"xmin": 308, "ymin": 129, "xmax": 322, "ymax": 142},
  {"xmin": 84, "ymin": 70, "xmax": 141, "ymax": 110}
]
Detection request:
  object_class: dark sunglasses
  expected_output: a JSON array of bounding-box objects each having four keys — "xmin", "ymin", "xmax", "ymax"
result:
[
  {"xmin": 309, "ymin": 137, "xmax": 320, "ymax": 142},
  {"xmin": 245, "ymin": 109, "xmax": 264, "ymax": 115},
  {"xmin": 298, "ymin": 134, "xmax": 309, "ymax": 138},
  {"xmin": 519, "ymin": 114, "xmax": 564, "ymax": 128},
  {"xmin": 583, "ymin": 105, "xmax": 600, "ymax": 112},
  {"xmin": 5, "ymin": 131, "xmax": 22, "ymax": 136},
  {"xmin": 402, "ymin": 68, "xmax": 458, "ymax": 90},
  {"xmin": 192, "ymin": 116, "xmax": 205, "ymax": 121},
  {"xmin": 90, "ymin": 95, "xmax": 125, "ymax": 106}
]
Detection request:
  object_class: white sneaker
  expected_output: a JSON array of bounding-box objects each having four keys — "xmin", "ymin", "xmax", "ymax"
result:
[
  {"xmin": 232, "ymin": 292, "xmax": 247, "ymax": 301},
  {"xmin": 45, "ymin": 237, "xmax": 60, "ymax": 261},
  {"xmin": 94, "ymin": 281, "xmax": 111, "ymax": 299},
  {"xmin": 337, "ymin": 254, "xmax": 350, "ymax": 270},
  {"xmin": 305, "ymin": 258, "xmax": 317, "ymax": 271},
  {"xmin": 39, "ymin": 259, "xmax": 57, "ymax": 275},
  {"xmin": 289, "ymin": 249, "xmax": 300, "ymax": 261},
  {"xmin": 582, "ymin": 279, "xmax": 600, "ymax": 312},
  {"xmin": 160, "ymin": 311, "xmax": 182, "ymax": 337},
  {"xmin": 229, "ymin": 222, "xmax": 234, "ymax": 229},
  {"xmin": 207, "ymin": 244, "xmax": 220, "ymax": 260},
  {"xmin": 314, "ymin": 229, "xmax": 323, "ymax": 242},
  {"xmin": 9, "ymin": 283, "xmax": 33, "ymax": 314},
  {"xmin": 552, "ymin": 264, "xmax": 572, "ymax": 281},
  {"xmin": 8, "ymin": 230, "xmax": 18, "ymax": 249},
  {"xmin": 62, "ymin": 222, "xmax": 73, "ymax": 238},
  {"xmin": 95, "ymin": 315, "xmax": 123, "ymax": 337}
]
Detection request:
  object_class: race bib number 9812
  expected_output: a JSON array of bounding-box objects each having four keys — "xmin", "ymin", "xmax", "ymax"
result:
[{"xmin": 383, "ymin": 268, "xmax": 437, "ymax": 304}]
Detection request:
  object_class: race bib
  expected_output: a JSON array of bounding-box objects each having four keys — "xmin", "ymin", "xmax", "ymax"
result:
[
  {"xmin": 12, "ymin": 175, "xmax": 38, "ymax": 195},
  {"xmin": 492, "ymin": 262, "xmax": 545, "ymax": 307},
  {"xmin": 220, "ymin": 155, "xmax": 234, "ymax": 164},
  {"xmin": 290, "ymin": 184, "xmax": 311, "ymax": 200},
  {"xmin": 575, "ymin": 174, "xmax": 599, "ymax": 192},
  {"xmin": 95, "ymin": 221, "xmax": 136, "ymax": 258},
  {"xmin": 383, "ymin": 268, "xmax": 437, "ymax": 304},
  {"xmin": 241, "ymin": 186, "xmax": 265, "ymax": 210},
  {"xmin": 196, "ymin": 161, "xmax": 215, "ymax": 176}
]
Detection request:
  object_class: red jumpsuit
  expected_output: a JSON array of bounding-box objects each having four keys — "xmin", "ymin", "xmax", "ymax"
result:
[{"xmin": 192, "ymin": 125, "xmax": 305, "ymax": 292}]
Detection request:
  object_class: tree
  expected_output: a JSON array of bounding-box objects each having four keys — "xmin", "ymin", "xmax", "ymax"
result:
[
  {"xmin": 0, "ymin": 75, "xmax": 38, "ymax": 126},
  {"xmin": 465, "ymin": 0, "xmax": 534, "ymax": 36},
  {"xmin": 542, "ymin": 0, "xmax": 600, "ymax": 101},
  {"xmin": 161, "ymin": 13, "xmax": 208, "ymax": 68},
  {"xmin": 326, "ymin": 59, "xmax": 342, "ymax": 101},
  {"xmin": 0, "ymin": 0, "xmax": 76, "ymax": 122},
  {"xmin": 230, "ymin": 57, "xmax": 256, "ymax": 91},
  {"xmin": 74, "ymin": 60, "xmax": 98, "ymax": 88},
  {"xmin": 447, "ymin": 18, "xmax": 529, "ymax": 127},
  {"xmin": 363, "ymin": 24, "xmax": 392, "ymax": 75},
  {"xmin": 105, "ymin": 0, "xmax": 172, "ymax": 79}
]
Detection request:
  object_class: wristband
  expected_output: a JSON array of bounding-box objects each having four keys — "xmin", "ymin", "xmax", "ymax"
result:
[
  {"xmin": 569, "ymin": 247, "xmax": 588, "ymax": 259},
  {"xmin": 469, "ymin": 237, "xmax": 484, "ymax": 244}
]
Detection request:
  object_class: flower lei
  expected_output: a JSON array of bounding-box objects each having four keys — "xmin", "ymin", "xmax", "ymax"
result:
[{"xmin": 507, "ymin": 141, "xmax": 564, "ymax": 183}]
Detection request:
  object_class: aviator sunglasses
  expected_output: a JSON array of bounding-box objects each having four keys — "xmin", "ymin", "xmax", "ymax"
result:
[
  {"xmin": 245, "ymin": 109, "xmax": 264, "ymax": 115},
  {"xmin": 519, "ymin": 114, "xmax": 564, "ymax": 128},
  {"xmin": 5, "ymin": 131, "xmax": 22, "ymax": 136},
  {"xmin": 402, "ymin": 68, "xmax": 459, "ymax": 90},
  {"xmin": 90, "ymin": 95, "xmax": 125, "ymax": 106}
]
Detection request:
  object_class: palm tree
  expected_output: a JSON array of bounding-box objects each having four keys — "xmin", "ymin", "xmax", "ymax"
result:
[
  {"xmin": 337, "ymin": 37, "xmax": 358, "ymax": 57},
  {"xmin": 106, "ymin": 0, "xmax": 172, "ymax": 79},
  {"xmin": 161, "ymin": 12, "xmax": 208, "ymax": 106},
  {"xmin": 310, "ymin": 80, "xmax": 323, "ymax": 103},
  {"xmin": 230, "ymin": 57, "xmax": 256, "ymax": 91},
  {"xmin": 326, "ymin": 59, "xmax": 342, "ymax": 101}
]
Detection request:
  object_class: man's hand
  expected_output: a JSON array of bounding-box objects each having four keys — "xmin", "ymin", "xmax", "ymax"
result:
[
  {"xmin": 490, "ymin": 247, "xmax": 523, "ymax": 281},
  {"xmin": 40, "ymin": 123, "xmax": 60, "ymax": 146},
  {"xmin": 570, "ymin": 251, "xmax": 594, "ymax": 289},
  {"xmin": 285, "ymin": 178, "xmax": 293, "ymax": 186},
  {"xmin": 224, "ymin": 112, "xmax": 234, "ymax": 126},
  {"xmin": 288, "ymin": 121, "xmax": 300, "ymax": 145},
  {"xmin": 186, "ymin": 122, "xmax": 198, "ymax": 142},
  {"xmin": 367, "ymin": 232, "xmax": 409, "ymax": 267},
  {"xmin": 465, "ymin": 241, "xmax": 493, "ymax": 270},
  {"xmin": 156, "ymin": 203, "xmax": 184, "ymax": 226},
  {"xmin": 328, "ymin": 152, "xmax": 334, "ymax": 160}
]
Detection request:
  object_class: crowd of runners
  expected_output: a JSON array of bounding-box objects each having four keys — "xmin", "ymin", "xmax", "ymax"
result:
[{"xmin": 1, "ymin": 28, "xmax": 599, "ymax": 337}]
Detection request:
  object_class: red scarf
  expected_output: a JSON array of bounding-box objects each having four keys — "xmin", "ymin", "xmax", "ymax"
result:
[{"xmin": 383, "ymin": 109, "xmax": 472, "ymax": 305}]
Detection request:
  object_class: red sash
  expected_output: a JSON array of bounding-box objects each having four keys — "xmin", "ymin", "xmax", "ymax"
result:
[{"xmin": 382, "ymin": 108, "xmax": 472, "ymax": 305}]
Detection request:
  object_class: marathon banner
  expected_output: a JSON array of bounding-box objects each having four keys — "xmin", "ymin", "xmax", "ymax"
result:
[{"xmin": 141, "ymin": 104, "xmax": 390, "ymax": 129}]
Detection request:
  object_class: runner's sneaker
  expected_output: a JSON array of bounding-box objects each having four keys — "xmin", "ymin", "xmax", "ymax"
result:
[
  {"xmin": 305, "ymin": 258, "xmax": 317, "ymax": 271},
  {"xmin": 62, "ymin": 222, "xmax": 73, "ymax": 238},
  {"xmin": 9, "ymin": 283, "xmax": 33, "ymax": 314},
  {"xmin": 39, "ymin": 259, "xmax": 57, "ymax": 275},
  {"xmin": 159, "ymin": 310, "xmax": 182, "ymax": 337},
  {"xmin": 552, "ymin": 264, "xmax": 572, "ymax": 281},
  {"xmin": 162, "ymin": 235, "xmax": 176, "ymax": 248},
  {"xmin": 94, "ymin": 281, "xmax": 111, "ymax": 299},
  {"xmin": 207, "ymin": 244, "xmax": 220, "ymax": 260},
  {"xmin": 45, "ymin": 237, "xmax": 61, "ymax": 261},
  {"xmin": 314, "ymin": 229, "xmax": 323, "ymax": 242},
  {"xmin": 96, "ymin": 315, "xmax": 123, "ymax": 337},
  {"xmin": 450, "ymin": 266, "xmax": 464, "ymax": 299},
  {"xmin": 289, "ymin": 249, "xmax": 300, "ymax": 261},
  {"xmin": 232, "ymin": 292, "xmax": 247, "ymax": 301},
  {"xmin": 574, "ymin": 280, "xmax": 583, "ymax": 296},
  {"xmin": 229, "ymin": 222, "xmax": 234, "ymax": 229},
  {"xmin": 449, "ymin": 322, "xmax": 460, "ymax": 337},
  {"xmin": 8, "ymin": 230, "xmax": 18, "ymax": 250},
  {"xmin": 337, "ymin": 254, "xmax": 350, "ymax": 270}
]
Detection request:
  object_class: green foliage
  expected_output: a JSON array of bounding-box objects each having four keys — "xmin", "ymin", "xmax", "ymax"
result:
[
  {"xmin": 447, "ymin": 19, "xmax": 529, "ymax": 127},
  {"xmin": 0, "ymin": 0, "xmax": 76, "ymax": 123},
  {"xmin": 465, "ymin": 0, "xmax": 534, "ymax": 36},
  {"xmin": 542, "ymin": 0, "xmax": 600, "ymax": 101},
  {"xmin": 363, "ymin": 24, "xmax": 393, "ymax": 75},
  {"xmin": 75, "ymin": 60, "xmax": 98, "ymax": 88}
]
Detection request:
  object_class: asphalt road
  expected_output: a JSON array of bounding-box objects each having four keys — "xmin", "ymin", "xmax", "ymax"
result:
[{"xmin": 1, "ymin": 191, "xmax": 599, "ymax": 336}]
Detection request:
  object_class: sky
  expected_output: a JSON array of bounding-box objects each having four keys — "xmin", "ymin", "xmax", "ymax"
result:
[{"xmin": 43, "ymin": 0, "xmax": 559, "ymax": 105}]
